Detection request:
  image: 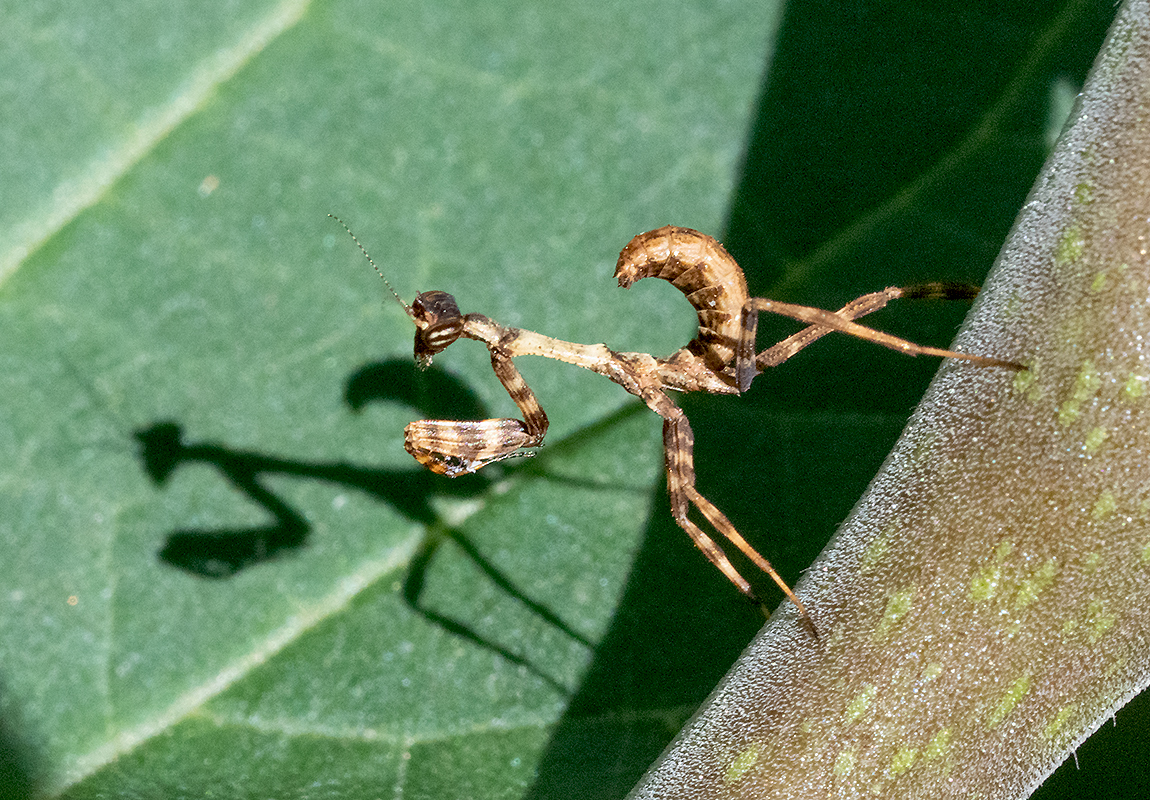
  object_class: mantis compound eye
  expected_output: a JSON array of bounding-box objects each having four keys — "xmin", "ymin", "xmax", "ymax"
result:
[{"xmin": 411, "ymin": 290, "xmax": 464, "ymax": 368}]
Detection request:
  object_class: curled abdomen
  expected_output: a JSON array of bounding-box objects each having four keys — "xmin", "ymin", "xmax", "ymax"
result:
[{"xmin": 614, "ymin": 226, "xmax": 749, "ymax": 372}]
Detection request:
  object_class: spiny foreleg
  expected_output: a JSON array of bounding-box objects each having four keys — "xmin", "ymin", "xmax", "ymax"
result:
[{"xmin": 404, "ymin": 346, "xmax": 549, "ymax": 476}]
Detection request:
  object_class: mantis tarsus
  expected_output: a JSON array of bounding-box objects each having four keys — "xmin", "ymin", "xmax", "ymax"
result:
[{"xmin": 334, "ymin": 217, "xmax": 1022, "ymax": 625}]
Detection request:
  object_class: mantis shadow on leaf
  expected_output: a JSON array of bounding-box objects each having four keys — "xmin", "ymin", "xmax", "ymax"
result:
[
  {"xmin": 133, "ymin": 358, "xmax": 588, "ymax": 691},
  {"xmin": 137, "ymin": 360, "xmax": 487, "ymax": 577}
]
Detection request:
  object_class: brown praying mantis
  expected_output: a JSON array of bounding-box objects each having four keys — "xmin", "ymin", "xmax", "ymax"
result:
[{"xmin": 334, "ymin": 218, "xmax": 1022, "ymax": 623}]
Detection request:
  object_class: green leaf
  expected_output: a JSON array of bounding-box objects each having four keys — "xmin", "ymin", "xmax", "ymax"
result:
[
  {"xmin": 1, "ymin": 1, "xmax": 774, "ymax": 797},
  {"xmin": 0, "ymin": 1, "xmax": 1126, "ymax": 799}
]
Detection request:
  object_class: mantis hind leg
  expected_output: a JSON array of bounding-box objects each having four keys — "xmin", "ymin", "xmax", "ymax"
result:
[
  {"xmin": 736, "ymin": 285, "xmax": 1021, "ymax": 392},
  {"xmin": 652, "ymin": 394, "xmax": 813, "ymax": 624}
]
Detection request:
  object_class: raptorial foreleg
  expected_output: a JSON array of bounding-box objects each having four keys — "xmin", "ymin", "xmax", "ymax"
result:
[{"xmin": 404, "ymin": 346, "xmax": 549, "ymax": 476}]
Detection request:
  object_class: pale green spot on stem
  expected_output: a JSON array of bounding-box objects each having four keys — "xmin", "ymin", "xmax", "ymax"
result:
[
  {"xmin": 1013, "ymin": 358, "xmax": 1043, "ymax": 403},
  {"xmin": 1141, "ymin": 540, "xmax": 1150, "ymax": 564},
  {"xmin": 1014, "ymin": 558, "xmax": 1059, "ymax": 608},
  {"xmin": 844, "ymin": 684, "xmax": 877, "ymax": 725},
  {"xmin": 1122, "ymin": 372, "xmax": 1146, "ymax": 402},
  {"xmin": 923, "ymin": 728, "xmax": 952, "ymax": 761},
  {"xmin": 888, "ymin": 747, "xmax": 918, "ymax": 777},
  {"xmin": 724, "ymin": 742, "xmax": 761, "ymax": 784},
  {"xmin": 1059, "ymin": 359, "xmax": 1101, "ymax": 426},
  {"xmin": 1089, "ymin": 269, "xmax": 1109, "ymax": 293},
  {"xmin": 969, "ymin": 541, "xmax": 1014, "ymax": 603},
  {"xmin": 1013, "ymin": 368, "xmax": 1036, "ymax": 394},
  {"xmin": 861, "ymin": 529, "xmax": 893, "ymax": 572},
  {"xmin": 1083, "ymin": 259, "xmax": 1127, "ymax": 296},
  {"xmin": 1003, "ymin": 291, "xmax": 1024, "ymax": 319},
  {"xmin": 969, "ymin": 567, "xmax": 1001, "ymax": 603},
  {"xmin": 1087, "ymin": 598, "xmax": 1117, "ymax": 641},
  {"xmin": 1054, "ymin": 224, "xmax": 1086, "ymax": 267},
  {"xmin": 1043, "ymin": 706, "xmax": 1075, "ymax": 740},
  {"xmin": 1084, "ymin": 551, "xmax": 1102, "ymax": 572},
  {"xmin": 1084, "ymin": 426, "xmax": 1109, "ymax": 454},
  {"xmin": 909, "ymin": 432, "xmax": 937, "ymax": 470},
  {"xmin": 1092, "ymin": 489, "xmax": 1118, "ymax": 520},
  {"xmin": 1073, "ymin": 182, "xmax": 1094, "ymax": 205},
  {"xmin": 833, "ymin": 747, "xmax": 857, "ymax": 777},
  {"xmin": 921, "ymin": 661, "xmax": 943, "ymax": 682},
  {"xmin": 874, "ymin": 588, "xmax": 914, "ymax": 640},
  {"xmin": 987, "ymin": 673, "xmax": 1031, "ymax": 729}
]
